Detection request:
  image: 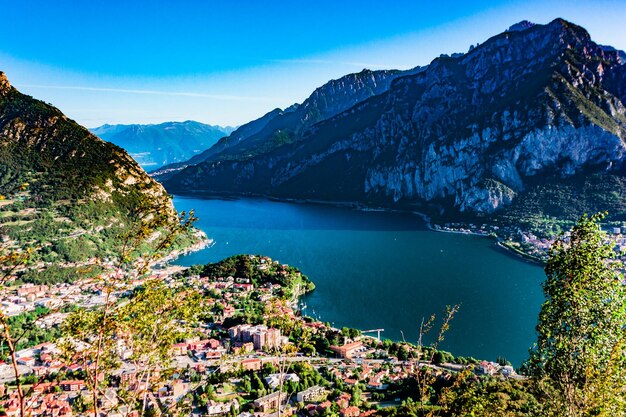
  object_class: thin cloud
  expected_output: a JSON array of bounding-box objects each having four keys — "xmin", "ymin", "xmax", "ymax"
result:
[
  {"xmin": 15, "ymin": 84, "xmax": 281, "ymax": 102},
  {"xmin": 267, "ymin": 58, "xmax": 410, "ymax": 70}
]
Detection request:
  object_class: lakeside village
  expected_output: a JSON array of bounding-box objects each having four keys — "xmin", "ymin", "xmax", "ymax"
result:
[
  {"xmin": 432, "ymin": 222, "xmax": 626, "ymax": 262},
  {"xmin": 0, "ymin": 254, "xmax": 522, "ymax": 417}
]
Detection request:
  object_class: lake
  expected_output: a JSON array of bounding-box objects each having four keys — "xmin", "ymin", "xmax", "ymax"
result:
[{"xmin": 172, "ymin": 196, "xmax": 545, "ymax": 366}]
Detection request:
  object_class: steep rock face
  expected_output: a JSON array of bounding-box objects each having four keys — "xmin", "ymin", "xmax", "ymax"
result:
[
  {"xmin": 297, "ymin": 68, "xmax": 420, "ymax": 126},
  {"xmin": 0, "ymin": 71, "xmax": 174, "ymax": 216},
  {"xmin": 153, "ymin": 67, "xmax": 420, "ymax": 180},
  {"xmin": 165, "ymin": 19, "xmax": 626, "ymax": 216}
]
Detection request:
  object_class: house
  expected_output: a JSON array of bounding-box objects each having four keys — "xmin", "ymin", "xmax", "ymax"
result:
[
  {"xmin": 171, "ymin": 343, "xmax": 187, "ymax": 355},
  {"xmin": 305, "ymin": 404, "xmax": 318, "ymax": 416},
  {"xmin": 241, "ymin": 358, "xmax": 262, "ymax": 371},
  {"xmin": 223, "ymin": 305, "xmax": 236, "ymax": 318},
  {"xmin": 158, "ymin": 380, "xmax": 185, "ymax": 399},
  {"xmin": 336, "ymin": 393, "xmax": 351, "ymax": 409},
  {"xmin": 120, "ymin": 370, "xmax": 137, "ymax": 384},
  {"xmin": 207, "ymin": 399, "xmax": 239, "ymax": 416},
  {"xmin": 33, "ymin": 367, "xmax": 51, "ymax": 377},
  {"xmin": 188, "ymin": 339, "xmax": 211, "ymax": 351},
  {"xmin": 32, "ymin": 382, "xmax": 57, "ymax": 394},
  {"xmin": 60, "ymin": 380, "xmax": 85, "ymax": 391},
  {"xmin": 253, "ymin": 391, "xmax": 284, "ymax": 413},
  {"xmin": 235, "ymin": 342, "xmax": 254, "ymax": 355},
  {"xmin": 264, "ymin": 373, "xmax": 300, "ymax": 389},
  {"xmin": 44, "ymin": 397, "xmax": 73, "ymax": 417},
  {"xmin": 477, "ymin": 361, "xmax": 499, "ymax": 376},
  {"xmin": 296, "ymin": 385, "xmax": 326, "ymax": 403},
  {"xmin": 207, "ymin": 339, "xmax": 221, "ymax": 349},
  {"xmin": 330, "ymin": 342, "xmax": 365, "ymax": 359},
  {"xmin": 17, "ymin": 357, "xmax": 36, "ymax": 366},
  {"xmin": 317, "ymin": 400, "xmax": 332, "ymax": 413},
  {"xmin": 501, "ymin": 365, "xmax": 516, "ymax": 377},
  {"xmin": 341, "ymin": 406, "xmax": 360, "ymax": 417},
  {"xmin": 65, "ymin": 363, "xmax": 82, "ymax": 373},
  {"xmin": 204, "ymin": 350, "xmax": 223, "ymax": 359},
  {"xmin": 39, "ymin": 353, "xmax": 53, "ymax": 363},
  {"xmin": 16, "ymin": 284, "xmax": 48, "ymax": 298},
  {"xmin": 367, "ymin": 373, "xmax": 389, "ymax": 390},
  {"xmin": 233, "ymin": 283, "xmax": 254, "ymax": 292}
]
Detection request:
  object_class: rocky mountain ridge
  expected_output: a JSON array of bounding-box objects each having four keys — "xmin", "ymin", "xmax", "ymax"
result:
[
  {"xmin": 151, "ymin": 67, "xmax": 421, "ymax": 180},
  {"xmin": 163, "ymin": 19, "xmax": 626, "ymax": 224}
]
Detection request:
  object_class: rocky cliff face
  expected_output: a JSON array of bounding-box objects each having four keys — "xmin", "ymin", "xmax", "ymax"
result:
[
  {"xmin": 165, "ymin": 19, "xmax": 626, "ymax": 218},
  {"xmin": 297, "ymin": 68, "xmax": 420, "ymax": 127},
  {"xmin": 0, "ymin": 72, "xmax": 10, "ymax": 94}
]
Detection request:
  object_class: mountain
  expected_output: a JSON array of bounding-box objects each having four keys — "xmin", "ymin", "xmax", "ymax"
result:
[
  {"xmin": 0, "ymin": 71, "xmax": 185, "ymax": 272},
  {"xmin": 151, "ymin": 67, "xmax": 421, "ymax": 180},
  {"xmin": 163, "ymin": 19, "xmax": 626, "ymax": 230},
  {"xmin": 90, "ymin": 121, "xmax": 234, "ymax": 170},
  {"xmin": 150, "ymin": 108, "xmax": 285, "ymax": 180}
]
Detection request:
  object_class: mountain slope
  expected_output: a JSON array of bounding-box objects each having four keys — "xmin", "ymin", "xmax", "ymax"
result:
[
  {"xmin": 164, "ymin": 19, "xmax": 626, "ymax": 227},
  {"xmin": 91, "ymin": 121, "xmax": 233, "ymax": 170},
  {"xmin": 150, "ymin": 108, "xmax": 286, "ymax": 180},
  {"xmin": 152, "ymin": 67, "xmax": 421, "ymax": 180},
  {"xmin": 0, "ymin": 71, "xmax": 186, "ymax": 270}
]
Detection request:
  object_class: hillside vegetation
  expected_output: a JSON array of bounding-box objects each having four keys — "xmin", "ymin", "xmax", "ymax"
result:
[{"xmin": 0, "ymin": 71, "xmax": 192, "ymax": 280}]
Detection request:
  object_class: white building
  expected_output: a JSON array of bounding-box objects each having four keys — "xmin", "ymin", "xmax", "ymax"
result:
[{"xmin": 264, "ymin": 373, "xmax": 300, "ymax": 389}]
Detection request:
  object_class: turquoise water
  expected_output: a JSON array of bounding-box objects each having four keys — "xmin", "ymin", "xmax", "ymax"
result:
[{"xmin": 173, "ymin": 196, "xmax": 545, "ymax": 366}]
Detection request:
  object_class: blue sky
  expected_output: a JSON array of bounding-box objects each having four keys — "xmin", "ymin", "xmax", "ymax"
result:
[{"xmin": 1, "ymin": 0, "xmax": 626, "ymax": 127}]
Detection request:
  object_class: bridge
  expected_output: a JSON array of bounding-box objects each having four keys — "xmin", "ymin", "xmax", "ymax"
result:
[{"xmin": 361, "ymin": 329, "xmax": 384, "ymax": 340}]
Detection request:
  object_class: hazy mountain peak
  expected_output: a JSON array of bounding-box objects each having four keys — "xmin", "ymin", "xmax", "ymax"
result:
[{"xmin": 90, "ymin": 120, "xmax": 233, "ymax": 169}]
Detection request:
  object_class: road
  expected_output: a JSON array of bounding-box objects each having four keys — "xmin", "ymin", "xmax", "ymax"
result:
[{"xmin": 1, "ymin": 353, "xmax": 521, "ymax": 384}]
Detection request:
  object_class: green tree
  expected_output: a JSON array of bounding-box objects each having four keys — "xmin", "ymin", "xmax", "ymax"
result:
[
  {"xmin": 0, "ymin": 244, "xmax": 32, "ymax": 417},
  {"xmin": 60, "ymin": 201, "xmax": 199, "ymax": 417},
  {"xmin": 528, "ymin": 213, "xmax": 626, "ymax": 416},
  {"xmin": 350, "ymin": 384, "xmax": 362, "ymax": 407},
  {"xmin": 241, "ymin": 375, "xmax": 252, "ymax": 393}
]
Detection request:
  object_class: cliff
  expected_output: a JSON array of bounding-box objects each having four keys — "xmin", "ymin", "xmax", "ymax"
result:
[{"xmin": 164, "ymin": 19, "xmax": 626, "ymax": 223}]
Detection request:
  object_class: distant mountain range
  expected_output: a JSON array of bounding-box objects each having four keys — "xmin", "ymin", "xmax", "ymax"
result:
[
  {"xmin": 160, "ymin": 18, "xmax": 626, "ymax": 228},
  {"xmin": 91, "ymin": 121, "xmax": 234, "ymax": 170}
]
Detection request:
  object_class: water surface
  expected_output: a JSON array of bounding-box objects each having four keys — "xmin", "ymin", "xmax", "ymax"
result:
[{"xmin": 173, "ymin": 196, "xmax": 545, "ymax": 366}]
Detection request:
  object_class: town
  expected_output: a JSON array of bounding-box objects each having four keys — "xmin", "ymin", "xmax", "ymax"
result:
[
  {"xmin": 433, "ymin": 221, "xmax": 626, "ymax": 263},
  {"xmin": 0, "ymin": 254, "xmax": 524, "ymax": 417}
]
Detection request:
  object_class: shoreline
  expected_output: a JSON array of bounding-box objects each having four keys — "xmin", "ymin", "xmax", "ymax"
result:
[
  {"xmin": 153, "ymin": 228, "xmax": 214, "ymax": 268},
  {"xmin": 495, "ymin": 241, "xmax": 545, "ymax": 265},
  {"xmin": 171, "ymin": 191, "xmax": 544, "ymax": 264}
]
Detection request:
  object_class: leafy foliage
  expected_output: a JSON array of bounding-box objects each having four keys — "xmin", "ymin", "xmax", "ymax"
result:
[
  {"xmin": 528, "ymin": 213, "xmax": 626, "ymax": 415},
  {"xmin": 190, "ymin": 254, "xmax": 315, "ymax": 295}
]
